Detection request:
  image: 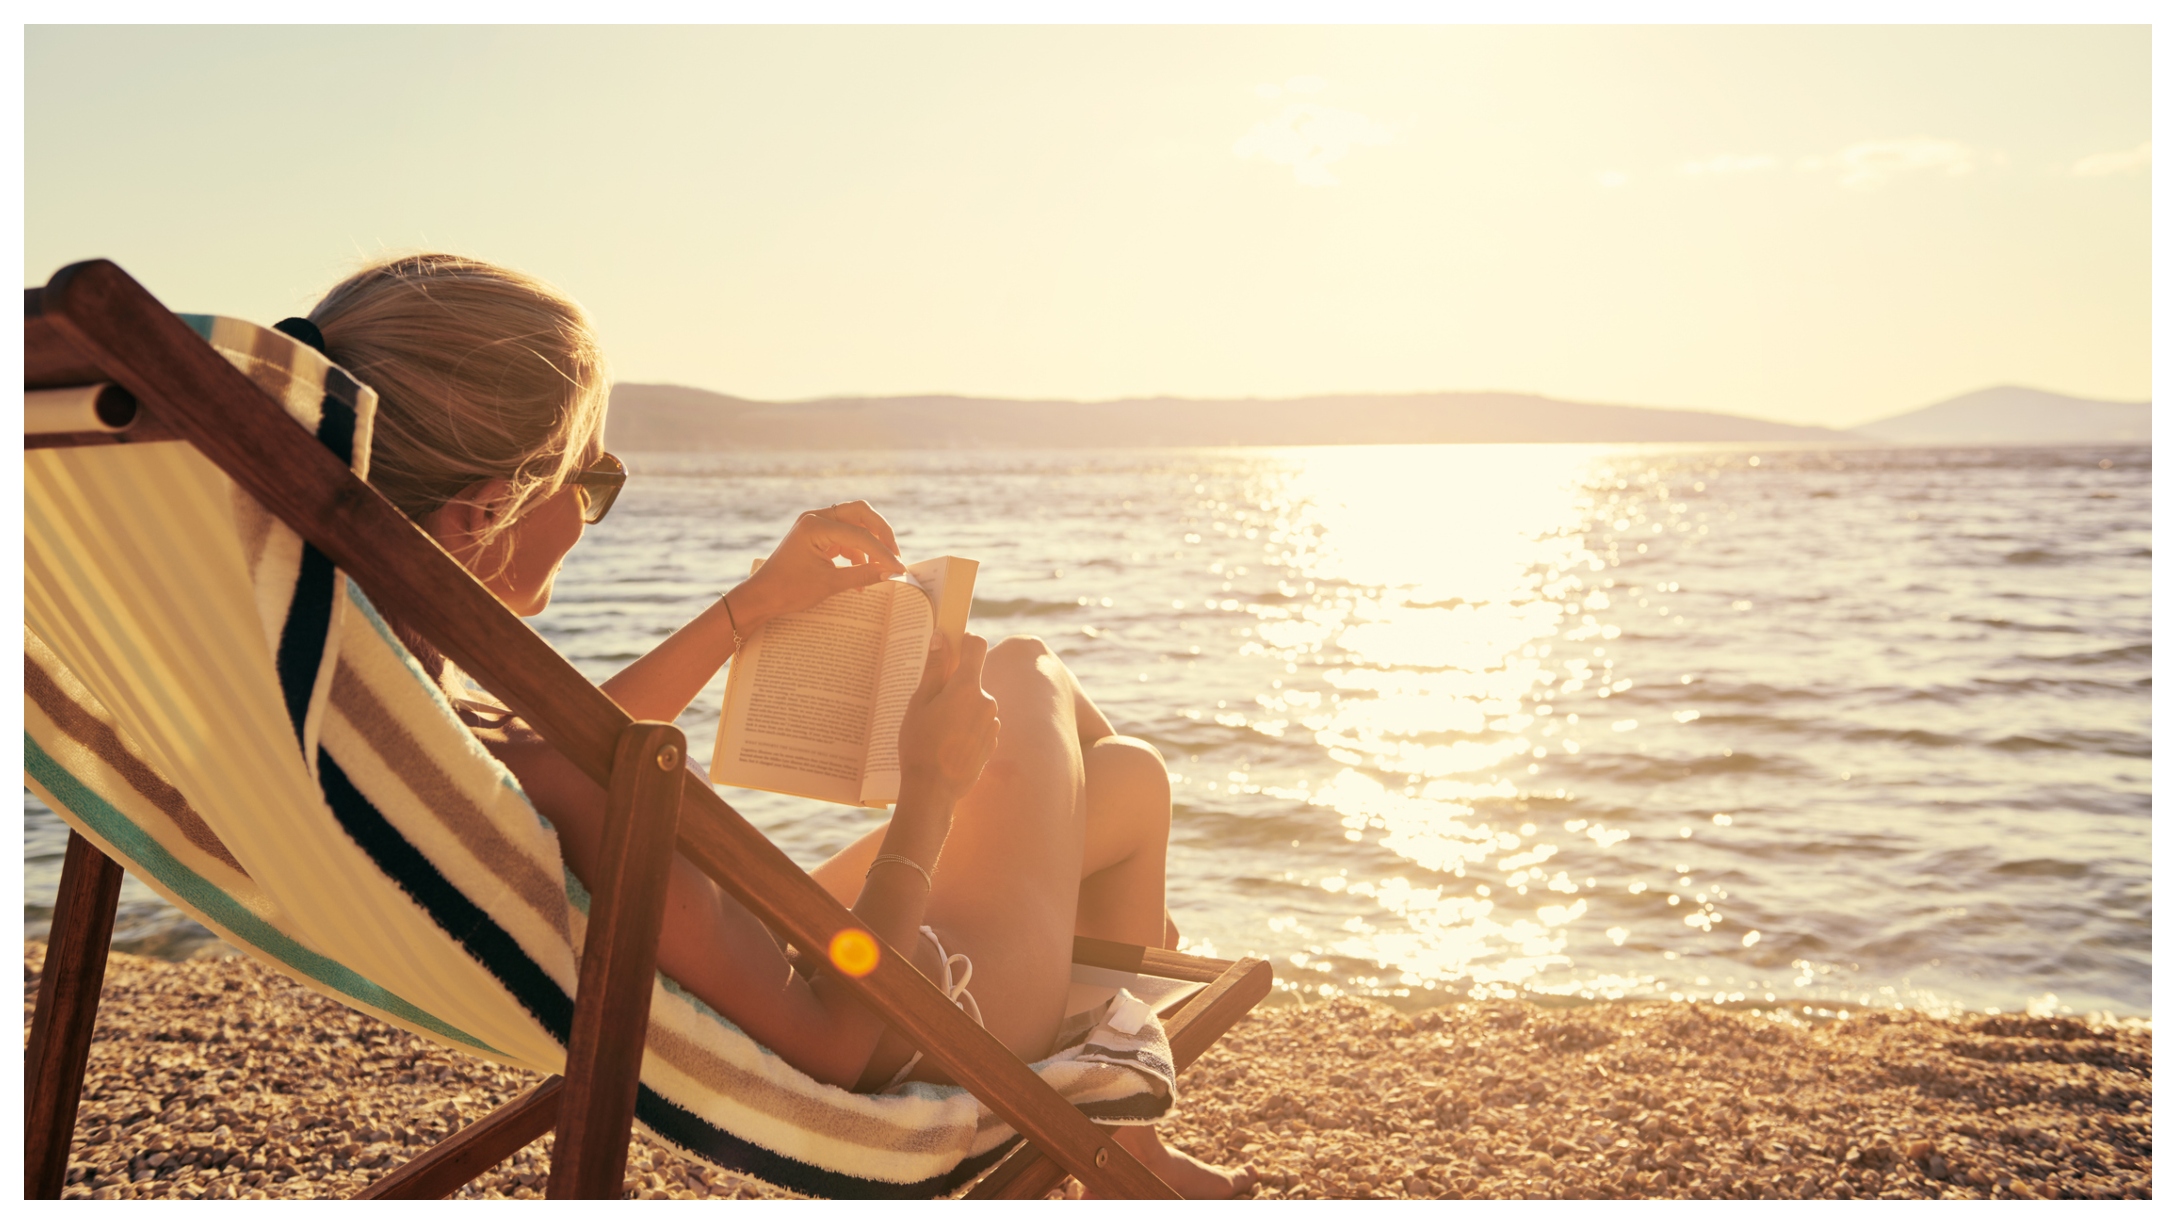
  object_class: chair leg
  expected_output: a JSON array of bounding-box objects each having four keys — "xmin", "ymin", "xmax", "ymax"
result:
[
  {"xmin": 964, "ymin": 956, "xmax": 1275, "ymax": 1200},
  {"xmin": 355, "ymin": 1077, "xmax": 564, "ymax": 1200},
  {"xmin": 24, "ymin": 830, "xmax": 126, "ymax": 1199},
  {"xmin": 547, "ymin": 722, "xmax": 686, "ymax": 1200}
]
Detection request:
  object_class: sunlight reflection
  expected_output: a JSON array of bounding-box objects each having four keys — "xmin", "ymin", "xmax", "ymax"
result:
[{"xmin": 1264, "ymin": 445, "xmax": 1620, "ymax": 998}]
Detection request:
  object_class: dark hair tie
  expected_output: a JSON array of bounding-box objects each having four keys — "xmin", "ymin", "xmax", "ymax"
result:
[{"xmin": 273, "ymin": 316, "xmax": 329, "ymax": 356}]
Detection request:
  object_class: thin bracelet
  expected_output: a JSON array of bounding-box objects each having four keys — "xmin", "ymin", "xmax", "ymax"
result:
[
  {"xmin": 866, "ymin": 853, "xmax": 933, "ymax": 891},
  {"xmin": 720, "ymin": 589, "xmax": 746, "ymax": 654}
]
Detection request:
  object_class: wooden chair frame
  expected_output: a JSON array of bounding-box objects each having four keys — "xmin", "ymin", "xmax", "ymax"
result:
[{"xmin": 22, "ymin": 261, "xmax": 1272, "ymax": 1200}]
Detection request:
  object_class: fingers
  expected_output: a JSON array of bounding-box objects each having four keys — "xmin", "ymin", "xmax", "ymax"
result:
[
  {"xmin": 816, "ymin": 500, "xmax": 902, "ymax": 558},
  {"xmin": 796, "ymin": 512, "xmax": 905, "ymax": 573},
  {"xmin": 827, "ymin": 561, "xmax": 898, "ymax": 593},
  {"xmin": 946, "ymin": 633, "xmax": 990, "ymax": 697},
  {"xmin": 949, "ymin": 635, "xmax": 1000, "ymax": 754},
  {"xmin": 915, "ymin": 631, "xmax": 957, "ymax": 702}
]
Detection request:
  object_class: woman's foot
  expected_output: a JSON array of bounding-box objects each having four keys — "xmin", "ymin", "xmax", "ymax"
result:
[{"xmin": 1085, "ymin": 1125, "xmax": 1256, "ymax": 1199}]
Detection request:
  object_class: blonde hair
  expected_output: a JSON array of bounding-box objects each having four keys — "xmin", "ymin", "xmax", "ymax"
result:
[{"xmin": 307, "ymin": 252, "xmax": 608, "ymax": 567}]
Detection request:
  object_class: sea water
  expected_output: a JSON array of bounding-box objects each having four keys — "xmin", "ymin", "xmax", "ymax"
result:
[{"xmin": 23, "ymin": 443, "xmax": 2151, "ymax": 1018}]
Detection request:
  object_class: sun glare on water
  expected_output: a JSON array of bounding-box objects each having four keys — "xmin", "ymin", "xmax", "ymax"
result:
[{"xmin": 1203, "ymin": 445, "xmax": 1630, "ymax": 999}]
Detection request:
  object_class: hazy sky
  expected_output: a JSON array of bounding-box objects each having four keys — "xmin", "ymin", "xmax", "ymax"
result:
[{"xmin": 26, "ymin": 25, "xmax": 2150, "ymax": 426}]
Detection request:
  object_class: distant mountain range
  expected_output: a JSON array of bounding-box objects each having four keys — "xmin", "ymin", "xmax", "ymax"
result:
[
  {"xmin": 602, "ymin": 382, "xmax": 2148, "ymax": 451},
  {"xmin": 604, "ymin": 386, "xmax": 1840, "ymax": 450},
  {"xmin": 1852, "ymin": 386, "xmax": 2150, "ymax": 444}
]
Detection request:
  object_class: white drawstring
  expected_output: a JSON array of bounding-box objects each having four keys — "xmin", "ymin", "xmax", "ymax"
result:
[
  {"xmin": 881, "ymin": 926, "xmax": 982, "ymax": 1091},
  {"xmin": 931, "ymin": 926, "xmax": 985, "ymax": 1027}
]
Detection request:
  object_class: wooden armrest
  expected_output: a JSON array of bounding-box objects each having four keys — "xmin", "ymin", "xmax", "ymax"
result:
[{"xmin": 1070, "ymin": 935, "xmax": 1233, "ymax": 984}]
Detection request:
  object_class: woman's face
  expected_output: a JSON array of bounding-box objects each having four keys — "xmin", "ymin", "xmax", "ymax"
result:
[
  {"xmin": 426, "ymin": 441, "xmax": 596, "ymax": 617},
  {"xmin": 480, "ymin": 481, "xmax": 585, "ymax": 616}
]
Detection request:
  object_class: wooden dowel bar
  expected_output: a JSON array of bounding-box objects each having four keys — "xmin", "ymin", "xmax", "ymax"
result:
[
  {"xmin": 26, "ymin": 383, "xmax": 139, "ymax": 435},
  {"xmin": 22, "ymin": 422, "xmax": 176, "ymax": 450},
  {"xmin": 1071, "ymin": 935, "xmax": 1233, "ymax": 984}
]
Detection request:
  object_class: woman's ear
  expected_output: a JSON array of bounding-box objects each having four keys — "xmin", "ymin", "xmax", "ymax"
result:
[{"xmin": 421, "ymin": 478, "xmax": 512, "ymax": 559}]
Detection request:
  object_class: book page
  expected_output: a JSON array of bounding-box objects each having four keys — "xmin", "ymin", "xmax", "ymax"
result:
[
  {"xmin": 710, "ymin": 580, "xmax": 896, "ymax": 805},
  {"xmin": 709, "ymin": 555, "xmax": 978, "ymax": 809},
  {"xmin": 905, "ymin": 555, "xmax": 979, "ymax": 650},
  {"xmin": 857, "ymin": 589, "xmax": 936, "ymax": 806}
]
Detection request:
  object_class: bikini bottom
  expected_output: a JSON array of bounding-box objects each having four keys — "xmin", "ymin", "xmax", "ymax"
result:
[{"xmin": 880, "ymin": 924, "xmax": 985, "ymax": 1092}]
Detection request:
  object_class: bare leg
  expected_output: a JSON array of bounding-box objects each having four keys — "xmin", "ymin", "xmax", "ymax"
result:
[
  {"xmin": 855, "ymin": 635, "xmax": 1088, "ymax": 1086},
  {"xmin": 1050, "ymin": 659, "xmax": 1184, "ymax": 949},
  {"xmin": 1075, "ymin": 736, "xmax": 1172, "ymax": 948}
]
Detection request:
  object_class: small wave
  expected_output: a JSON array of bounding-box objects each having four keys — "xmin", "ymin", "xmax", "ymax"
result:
[
  {"xmin": 1571, "ymin": 750, "xmax": 1807, "ymax": 784},
  {"xmin": 1839, "ymin": 726, "xmax": 1966, "ymax": 748},
  {"xmin": 1684, "ymin": 751, "xmax": 1801, "ymax": 776},
  {"xmin": 1884, "ymin": 677, "xmax": 2140, "ymax": 706},
  {"xmin": 1149, "ymin": 724, "xmax": 1267, "ymax": 755},
  {"xmin": 1989, "ymin": 732, "xmax": 2150, "ymax": 758},
  {"xmin": 1952, "ymin": 616, "xmax": 2083, "ymax": 634},
  {"xmin": 1990, "ymin": 857, "xmax": 2092, "ymax": 879},
  {"xmin": 1733, "ymin": 834, "xmax": 1916, "ymax": 863},
  {"xmin": 2038, "ymin": 643, "xmax": 2152, "ymax": 667},
  {"xmin": 971, "ymin": 597, "xmax": 1094, "ymax": 618},
  {"xmin": 2003, "ymin": 549, "xmax": 2062, "ymax": 565},
  {"xmin": 1994, "ymin": 787, "xmax": 2152, "ymax": 818},
  {"xmin": 1625, "ymin": 681, "xmax": 1828, "ymax": 705}
]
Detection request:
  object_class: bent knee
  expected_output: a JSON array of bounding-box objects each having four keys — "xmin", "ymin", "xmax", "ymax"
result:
[
  {"xmin": 1092, "ymin": 734, "xmax": 1165, "ymax": 770},
  {"xmin": 988, "ymin": 634, "xmax": 1055, "ymax": 666},
  {"xmin": 1086, "ymin": 736, "xmax": 1171, "ymax": 804},
  {"xmin": 984, "ymin": 634, "xmax": 1062, "ymax": 688}
]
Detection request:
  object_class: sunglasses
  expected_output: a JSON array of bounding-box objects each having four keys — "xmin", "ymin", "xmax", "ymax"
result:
[{"xmin": 570, "ymin": 452, "xmax": 626, "ymax": 525}]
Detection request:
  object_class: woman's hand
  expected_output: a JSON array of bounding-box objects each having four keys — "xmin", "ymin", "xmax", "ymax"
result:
[
  {"xmin": 897, "ymin": 632, "xmax": 1000, "ymax": 814},
  {"xmin": 601, "ymin": 501, "xmax": 901, "ymax": 727},
  {"xmin": 729, "ymin": 501, "xmax": 906, "ymax": 630}
]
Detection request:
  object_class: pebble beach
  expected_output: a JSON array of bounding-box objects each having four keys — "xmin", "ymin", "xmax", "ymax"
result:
[{"xmin": 28, "ymin": 943, "xmax": 2151, "ymax": 1200}]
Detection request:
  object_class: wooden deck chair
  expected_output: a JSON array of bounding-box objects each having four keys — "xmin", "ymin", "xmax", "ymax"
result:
[{"xmin": 22, "ymin": 260, "xmax": 1272, "ymax": 1200}]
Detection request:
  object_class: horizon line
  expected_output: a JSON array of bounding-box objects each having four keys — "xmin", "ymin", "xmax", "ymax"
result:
[{"xmin": 604, "ymin": 380, "xmax": 2151, "ymax": 433}]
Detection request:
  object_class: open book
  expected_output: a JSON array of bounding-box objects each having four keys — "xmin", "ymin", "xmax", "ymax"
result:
[{"xmin": 709, "ymin": 556, "xmax": 978, "ymax": 807}]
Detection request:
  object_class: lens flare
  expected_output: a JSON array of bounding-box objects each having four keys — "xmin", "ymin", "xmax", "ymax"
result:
[{"xmin": 829, "ymin": 928, "xmax": 881, "ymax": 977}]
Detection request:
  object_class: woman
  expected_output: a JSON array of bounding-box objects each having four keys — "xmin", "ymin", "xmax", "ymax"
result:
[{"xmin": 301, "ymin": 252, "xmax": 1250, "ymax": 1197}]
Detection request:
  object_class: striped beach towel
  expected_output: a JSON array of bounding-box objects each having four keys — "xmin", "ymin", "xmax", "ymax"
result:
[{"xmin": 23, "ymin": 316, "xmax": 1178, "ymax": 1197}]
